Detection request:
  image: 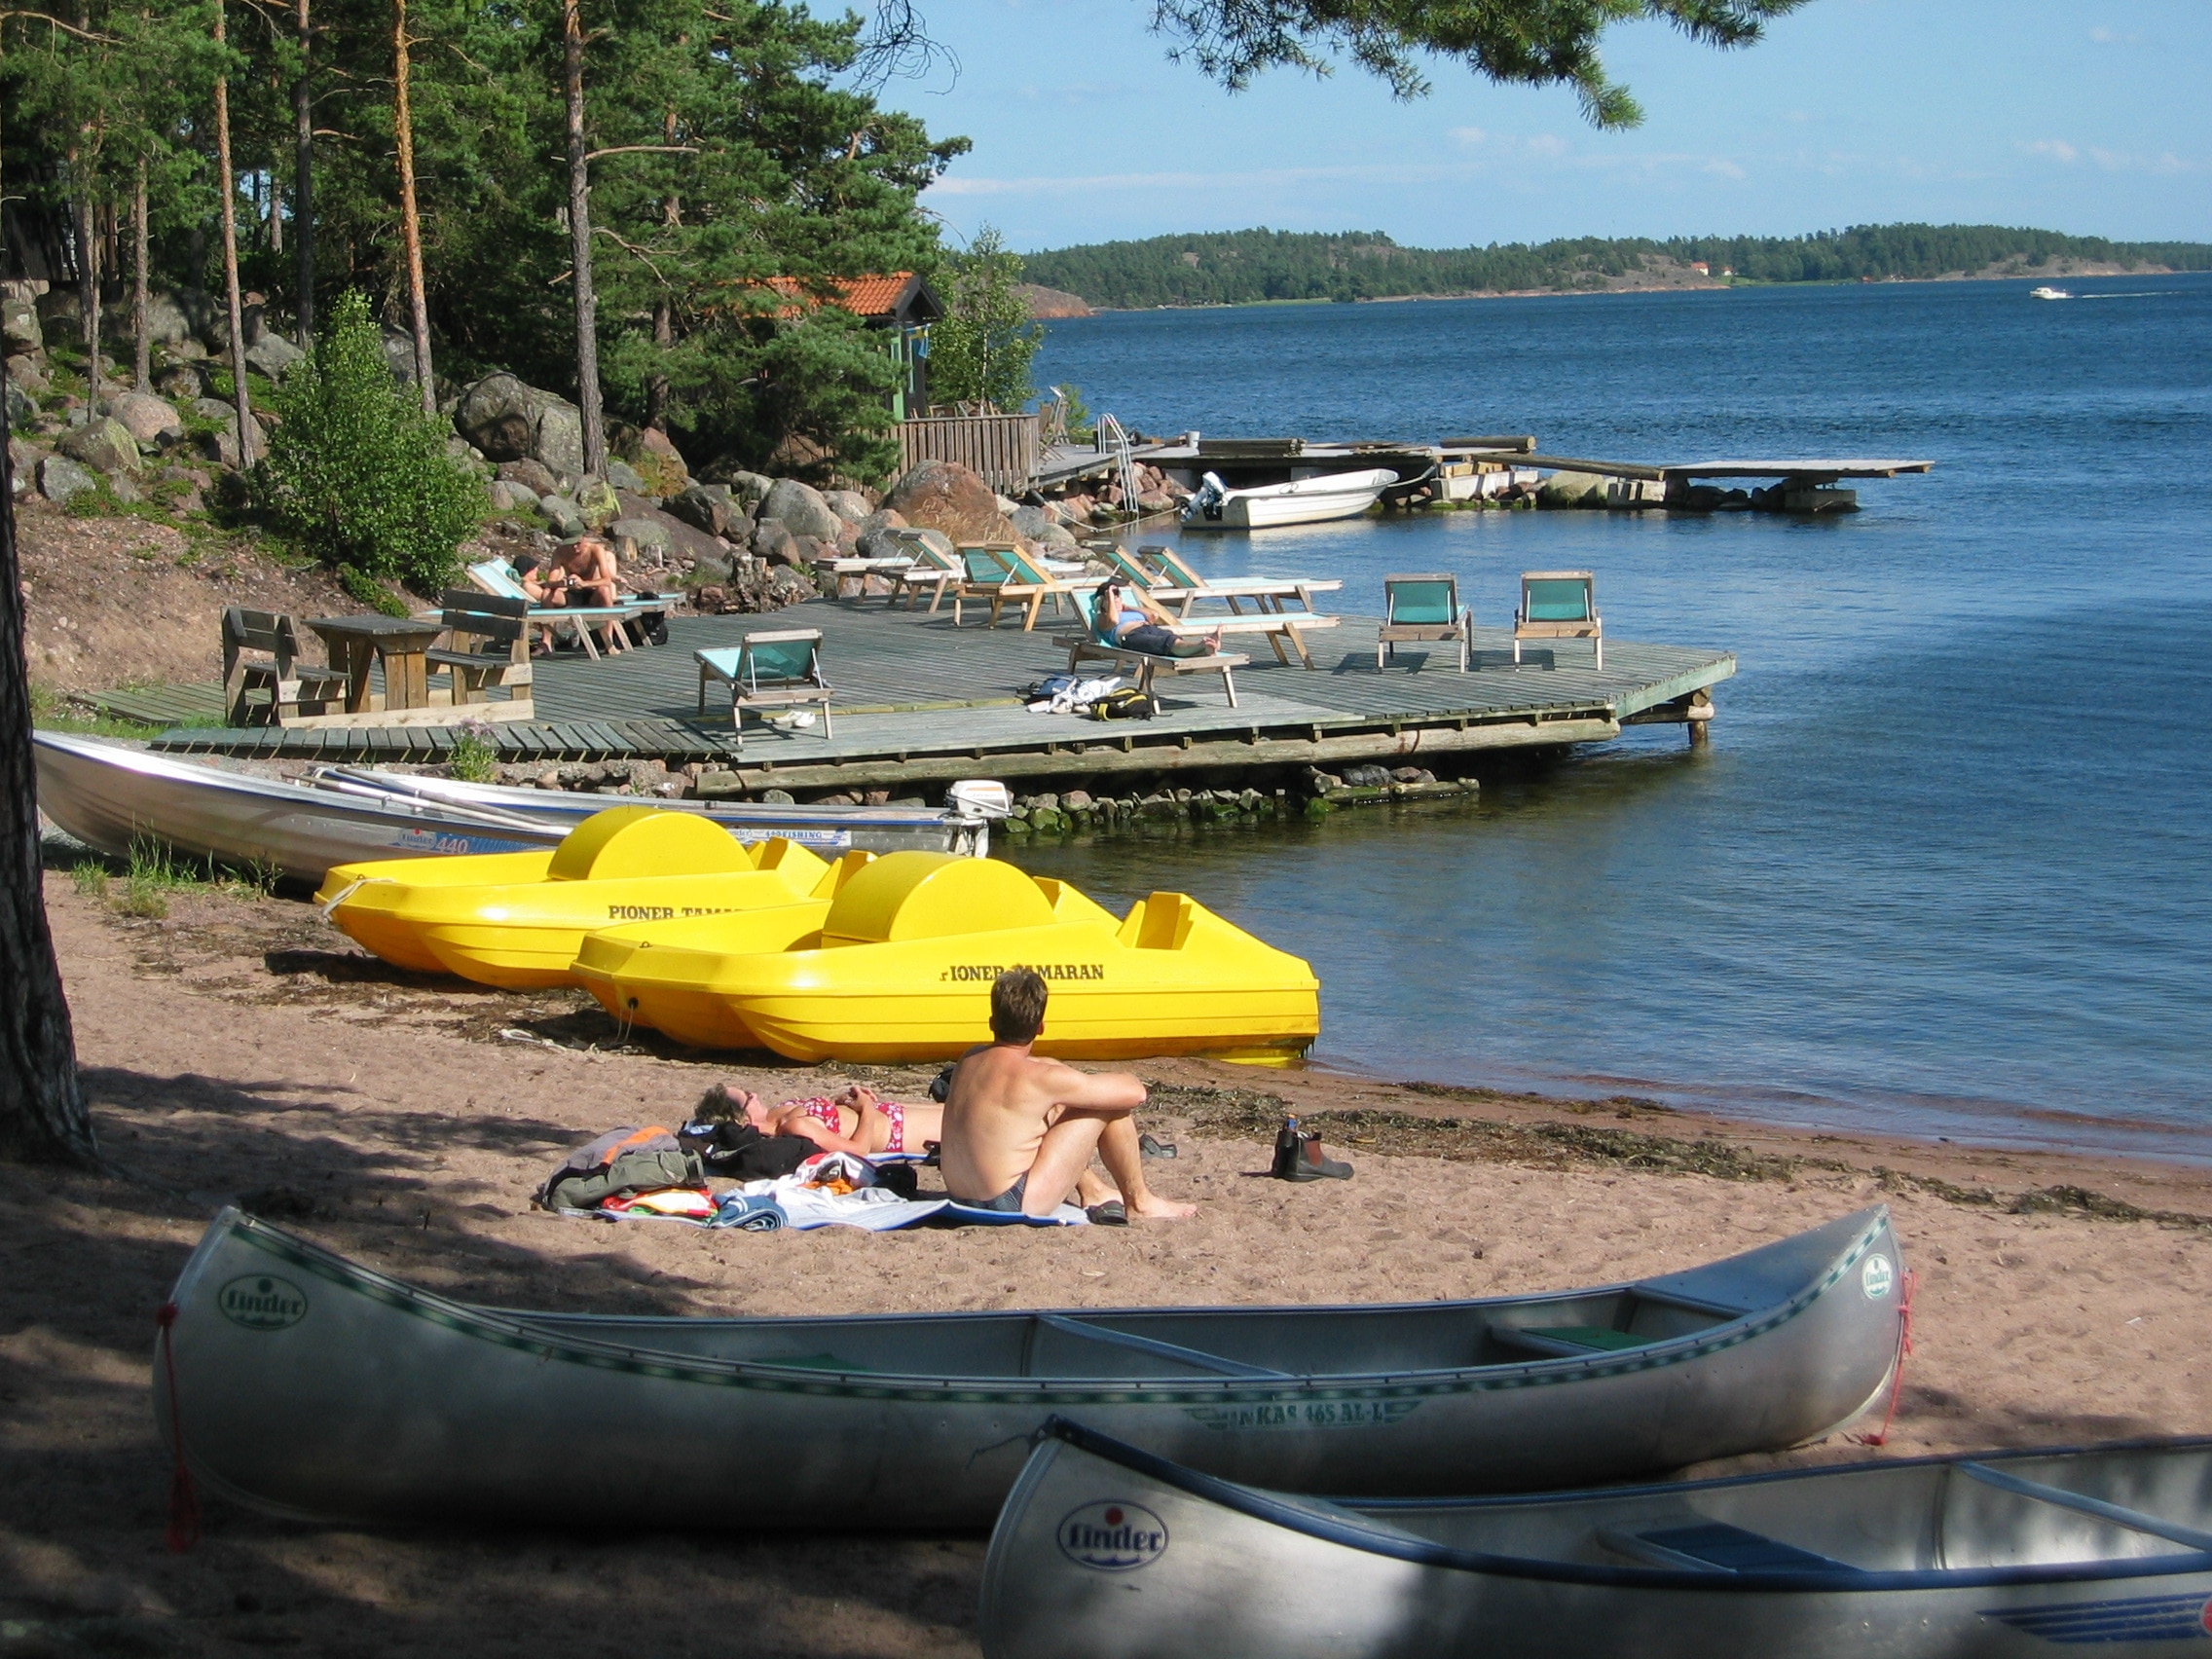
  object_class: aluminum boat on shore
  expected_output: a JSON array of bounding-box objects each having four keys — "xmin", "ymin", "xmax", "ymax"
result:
[
  {"xmin": 984, "ymin": 1419, "xmax": 2212, "ymax": 1659},
  {"xmin": 33, "ymin": 732, "xmax": 1002, "ymax": 883},
  {"xmin": 156, "ymin": 1205, "xmax": 1903, "ymax": 1530}
]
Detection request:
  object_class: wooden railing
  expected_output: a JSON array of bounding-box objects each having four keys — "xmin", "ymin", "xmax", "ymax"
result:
[{"xmin": 898, "ymin": 412, "xmax": 1041, "ymax": 494}]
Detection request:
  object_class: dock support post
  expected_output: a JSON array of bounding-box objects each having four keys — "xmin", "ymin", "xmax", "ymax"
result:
[{"xmin": 1686, "ymin": 688, "xmax": 1713, "ymax": 747}]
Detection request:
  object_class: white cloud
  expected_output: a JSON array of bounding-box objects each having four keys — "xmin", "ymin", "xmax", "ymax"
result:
[
  {"xmin": 1524, "ymin": 133, "xmax": 1569, "ymax": 158},
  {"xmin": 1448, "ymin": 126, "xmax": 1487, "ymax": 146},
  {"xmin": 2024, "ymin": 139, "xmax": 2079, "ymax": 164},
  {"xmin": 2088, "ymin": 26, "xmax": 2139, "ymax": 44},
  {"xmin": 1703, "ymin": 159, "xmax": 1748, "ymax": 179}
]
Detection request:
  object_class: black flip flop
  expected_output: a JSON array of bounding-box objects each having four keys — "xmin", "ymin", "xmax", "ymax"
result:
[
  {"xmin": 1139, "ymin": 1133, "xmax": 1178, "ymax": 1160},
  {"xmin": 1086, "ymin": 1200, "xmax": 1128, "ymax": 1227}
]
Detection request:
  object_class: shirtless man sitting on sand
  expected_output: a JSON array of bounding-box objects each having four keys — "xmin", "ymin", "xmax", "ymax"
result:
[{"xmin": 939, "ymin": 969, "xmax": 1196, "ymax": 1223}]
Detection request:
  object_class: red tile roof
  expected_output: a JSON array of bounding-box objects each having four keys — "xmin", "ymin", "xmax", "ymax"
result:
[{"xmin": 755, "ymin": 272, "xmax": 934, "ymax": 320}]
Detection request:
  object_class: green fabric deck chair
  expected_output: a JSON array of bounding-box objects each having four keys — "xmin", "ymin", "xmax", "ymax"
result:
[
  {"xmin": 881, "ymin": 532, "xmax": 961, "ymax": 612},
  {"xmin": 950, "ymin": 543, "xmax": 1093, "ymax": 631},
  {"xmin": 694, "ymin": 628, "xmax": 833, "ymax": 749},
  {"xmin": 1513, "ymin": 571, "xmax": 1603, "ymax": 669},
  {"xmin": 467, "ymin": 558, "xmax": 649, "ymax": 661},
  {"xmin": 1378, "ymin": 573, "xmax": 1470, "ymax": 672}
]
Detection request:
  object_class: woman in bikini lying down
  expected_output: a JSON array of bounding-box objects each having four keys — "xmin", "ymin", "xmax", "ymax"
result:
[{"xmin": 697, "ymin": 1082, "xmax": 942, "ymax": 1159}]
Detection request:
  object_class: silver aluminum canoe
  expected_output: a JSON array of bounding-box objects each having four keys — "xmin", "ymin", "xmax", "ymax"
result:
[
  {"xmin": 156, "ymin": 1204, "xmax": 1903, "ymax": 1530},
  {"xmin": 982, "ymin": 1420, "xmax": 2212, "ymax": 1659},
  {"xmin": 33, "ymin": 733, "xmax": 989, "ymax": 883}
]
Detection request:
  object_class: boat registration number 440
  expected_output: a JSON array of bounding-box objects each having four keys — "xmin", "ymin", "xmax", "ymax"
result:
[{"xmin": 941, "ymin": 963, "xmax": 1106, "ymax": 983}]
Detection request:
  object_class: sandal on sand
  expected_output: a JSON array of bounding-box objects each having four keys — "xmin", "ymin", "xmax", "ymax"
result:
[
  {"xmin": 1086, "ymin": 1200, "xmax": 1128, "ymax": 1227},
  {"xmin": 1139, "ymin": 1133, "xmax": 1178, "ymax": 1160}
]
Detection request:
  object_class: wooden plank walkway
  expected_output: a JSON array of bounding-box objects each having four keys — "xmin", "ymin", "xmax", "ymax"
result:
[{"xmin": 142, "ymin": 595, "xmax": 1736, "ymax": 792}]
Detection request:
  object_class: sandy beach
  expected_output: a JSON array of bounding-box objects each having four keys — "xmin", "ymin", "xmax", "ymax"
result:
[{"xmin": 6, "ymin": 870, "xmax": 2212, "ymax": 1658}]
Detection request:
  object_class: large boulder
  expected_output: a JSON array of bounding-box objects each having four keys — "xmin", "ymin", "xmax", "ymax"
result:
[
  {"xmin": 572, "ymin": 477, "xmax": 620, "ymax": 530},
  {"xmin": 38, "ymin": 454, "xmax": 98, "ymax": 502},
  {"xmin": 140, "ymin": 291, "xmax": 198, "ymax": 348},
  {"xmin": 613, "ymin": 491, "xmax": 725, "ymax": 565},
  {"xmin": 883, "ymin": 459, "xmax": 1017, "ymax": 545},
  {"xmin": 2, "ymin": 293, "xmax": 39, "ymax": 354},
  {"xmin": 108, "ymin": 391, "xmax": 181, "ymax": 447},
  {"xmin": 756, "ymin": 476, "xmax": 842, "ymax": 542},
  {"xmin": 608, "ymin": 516, "xmax": 674, "ymax": 561},
  {"xmin": 619, "ymin": 425, "xmax": 690, "ymax": 496},
  {"xmin": 604, "ymin": 458, "xmax": 646, "ymax": 495},
  {"xmin": 4, "ymin": 381, "xmax": 34, "ymax": 430},
  {"xmin": 9, "ymin": 436, "xmax": 39, "ymax": 496},
  {"xmin": 751, "ymin": 517, "xmax": 794, "ymax": 563},
  {"xmin": 8, "ymin": 354, "xmax": 49, "ymax": 394},
  {"xmin": 498, "ymin": 458, "xmax": 559, "ymax": 498},
  {"xmin": 666, "ymin": 483, "xmax": 737, "ymax": 537},
  {"xmin": 59, "ymin": 416, "xmax": 141, "ymax": 475},
  {"xmin": 823, "ymin": 488, "xmax": 873, "ymax": 527},
  {"xmin": 454, "ymin": 373, "xmax": 586, "ymax": 478},
  {"xmin": 244, "ymin": 332, "xmax": 305, "ymax": 382},
  {"xmin": 539, "ymin": 494, "xmax": 586, "ymax": 538}
]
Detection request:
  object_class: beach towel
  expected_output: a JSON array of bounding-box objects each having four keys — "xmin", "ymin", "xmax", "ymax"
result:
[{"xmin": 585, "ymin": 1152, "xmax": 1087, "ymax": 1231}]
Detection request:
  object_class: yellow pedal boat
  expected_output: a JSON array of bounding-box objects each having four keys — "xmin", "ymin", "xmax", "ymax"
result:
[
  {"xmin": 570, "ymin": 850, "xmax": 1318, "ymax": 1064},
  {"xmin": 315, "ymin": 806, "xmax": 868, "ymax": 989}
]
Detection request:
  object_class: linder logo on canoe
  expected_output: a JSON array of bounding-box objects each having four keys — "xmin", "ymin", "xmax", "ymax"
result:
[
  {"xmin": 1862, "ymin": 1253, "xmax": 1896, "ymax": 1301},
  {"xmin": 1057, "ymin": 1501, "xmax": 1168, "ymax": 1571},
  {"xmin": 217, "ymin": 1274, "xmax": 309, "ymax": 1331}
]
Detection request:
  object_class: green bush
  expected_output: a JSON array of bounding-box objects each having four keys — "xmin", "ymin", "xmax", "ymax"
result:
[{"xmin": 251, "ymin": 291, "xmax": 481, "ymax": 595}]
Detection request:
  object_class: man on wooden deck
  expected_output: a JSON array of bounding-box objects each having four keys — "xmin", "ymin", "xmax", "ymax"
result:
[{"xmin": 940, "ymin": 969, "xmax": 1196, "ymax": 1224}]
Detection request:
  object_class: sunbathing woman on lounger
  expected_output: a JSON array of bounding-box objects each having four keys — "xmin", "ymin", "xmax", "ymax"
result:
[
  {"xmin": 1095, "ymin": 577, "xmax": 1222, "ymax": 658},
  {"xmin": 698, "ymin": 1082, "xmax": 941, "ymax": 1159}
]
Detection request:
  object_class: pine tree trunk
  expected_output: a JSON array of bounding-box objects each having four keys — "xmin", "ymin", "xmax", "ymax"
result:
[
  {"xmin": 0, "ymin": 354, "xmax": 97, "ymax": 1170},
  {"xmin": 131, "ymin": 156, "xmax": 150, "ymax": 394},
  {"xmin": 292, "ymin": 0, "xmax": 314, "ymax": 346},
  {"xmin": 563, "ymin": 0, "xmax": 605, "ymax": 476},
  {"xmin": 645, "ymin": 106, "xmax": 677, "ymax": 432},
  {"xmin": 269, "ymin": 175, "xmax": 282, "ymax": 257},
  {"xmin": 393, "ymin": 0, "xmax": 434, "ymax": 414},
  {"xmin": 71, "ymin": 161, "xmax": 99, "ymax": 414},
  {"xmin": 212, "ymin": 0, "xmax": 255, "ymax": 463}
]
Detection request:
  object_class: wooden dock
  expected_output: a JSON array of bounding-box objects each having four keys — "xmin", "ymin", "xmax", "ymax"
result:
[{"xmin": 137, "ymin": 598, "xmax": 1735, "ymax": 796}]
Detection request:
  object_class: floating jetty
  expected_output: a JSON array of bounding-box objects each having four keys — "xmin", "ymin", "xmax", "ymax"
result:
[{"xmin": 128, "ymin": 598, "xmax": 1733, "ymax": 797}]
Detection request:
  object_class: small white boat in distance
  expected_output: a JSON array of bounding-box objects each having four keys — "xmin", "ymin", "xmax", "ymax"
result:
[
  {"xmin": 1183, "ymin": 467, "xmax": 1398, "ymax": 530},
  {"xmin": 2029, "ymin": 285, "xmax": 2072, "ymax": 300}
]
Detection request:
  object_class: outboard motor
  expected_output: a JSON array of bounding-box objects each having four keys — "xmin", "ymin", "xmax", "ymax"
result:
[{"xmin": 1186, "ymin": 471, "xmax": 1228, "ymax": 523}]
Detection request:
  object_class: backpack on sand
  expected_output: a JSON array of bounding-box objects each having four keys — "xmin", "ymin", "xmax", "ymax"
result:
[{"xmin": 535, "ymin": 1125, "xmax": 705, "ymax": 1213}]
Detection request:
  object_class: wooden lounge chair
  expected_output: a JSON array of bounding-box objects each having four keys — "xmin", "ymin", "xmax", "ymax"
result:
[
  {"xmin": 695, "ymin": 629, "xmax": 834, "ymax": 748},
  {"xmin": 1513, "ymin": 570, "xmax": 1603, "ymax": 669},
  {"xmin": 883, "ymin": 533, "xmax": 963, "ymax": 612},
  {"xmin": 949, "ymin": 544, "xmax": 1097, "ymax": 631},
  {"xmin": 1136, "ymin": 544, "xmax": 1343, "ymax": 617},
  {"xmin": 424, "ymin": 591, "xmax": 534, "ymax": 719},
  {"xmin": 1051, "ymin": 591, "xmax": 1248, "ymax": 708},
  {"xmin": 221, "ymin": 608, "xmax": 353, "ymax": 726},
  {"xmin": 1378, "ymin": 573, "xmax": 1471, "ymax": 672}
]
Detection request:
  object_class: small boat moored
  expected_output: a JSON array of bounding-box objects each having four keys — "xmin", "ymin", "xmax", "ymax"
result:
[
  {"xmin": 1182, "ymin": 467, "xmax": 1398, "ymax": 530},
  {"xmin": 570, "ymin": 849, "xmax": 1321, "ymax": 1063},
  {"xmin": 156, "ymin": 1205, "xmax": 1903, "ymax": 1530},
  {"xmin": 2030, "ymin": 285, "xmax": 2073, "ymax": 300},
  {"xmin": 983, "ymin": 1419, "xmax": 2212, "ymax": 1659},
  {"xmin": 316, "ymin": 806, "xmax": 871, "ymax": 987}
]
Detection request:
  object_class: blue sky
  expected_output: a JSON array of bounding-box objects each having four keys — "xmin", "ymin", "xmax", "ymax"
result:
[{"xmin": 874, "ymin": 0, "xmax": 2212, "ymax": 252}]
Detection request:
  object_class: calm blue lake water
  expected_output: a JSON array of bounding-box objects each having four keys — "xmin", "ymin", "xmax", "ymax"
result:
[{"xmin": 1017, "ymin": 276, "xmax": 2212, "ymax": 1160}]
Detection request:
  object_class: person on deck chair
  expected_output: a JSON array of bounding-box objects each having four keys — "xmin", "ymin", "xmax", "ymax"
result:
[{"xmin": 1094, "ymin": 576, "xmax": 1222, "ymax": 658}]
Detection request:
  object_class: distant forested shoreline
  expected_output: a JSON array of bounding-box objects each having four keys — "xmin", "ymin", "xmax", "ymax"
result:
[{"xmin": 1020, "ymin": 225, "xmax": 2212, "ymax": 310}]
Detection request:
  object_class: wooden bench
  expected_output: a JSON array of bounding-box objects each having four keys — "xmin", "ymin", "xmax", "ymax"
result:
[
  {"xmin": 221, "ymin": 608, "xmax": 353, "ymax": 726},
  {"xmin": 424, "ymin": 591, "xmax": 535, "ymax": 719},
  {"xmin": 1051, "ymin": 637, "xmax": 1251, "ymax": 708}
]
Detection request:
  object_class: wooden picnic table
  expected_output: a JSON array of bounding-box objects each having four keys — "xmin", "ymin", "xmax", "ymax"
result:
[{"xmin": 305, "ymin": 614, "xmax": 448, "ymax": 714}]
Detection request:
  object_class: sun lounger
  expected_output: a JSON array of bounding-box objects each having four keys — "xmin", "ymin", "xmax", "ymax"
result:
[
  {"xmin": 949, "ymin": 544, "xmax": 1100, "ymax": 631},
  {"xmin": 1051, "ymin": 596, "xmax": 1248, "ymax": 706},
  {"xmin": 1514, "ymin": 570, "xmax": 1603, "ymax": 669},
  {"xmin": 695, "ymin": 629, "xmax": 834, "ymax": 749},
  {"xmin": 466, "ymin": 558, "xmax": 671, "ymax": 660},
  {"xmin": 1135, "ymin": 544, "xmax": 1343, "ymax": 617},
  {"xmin": 1379, "ymin": 572, "xmax": 1471, "ymax": 672}
]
